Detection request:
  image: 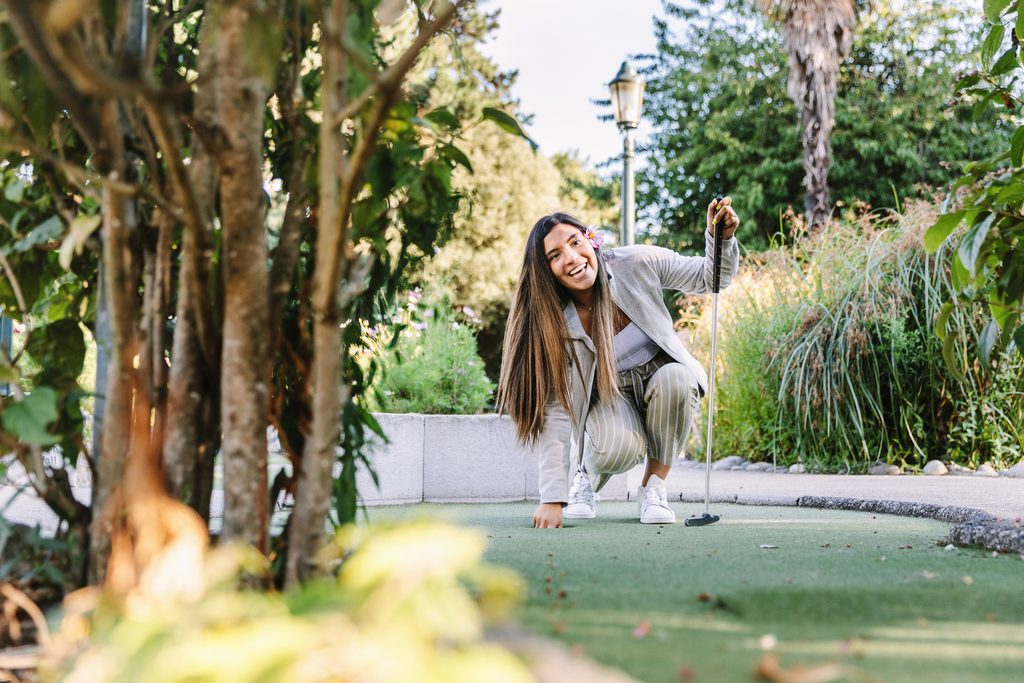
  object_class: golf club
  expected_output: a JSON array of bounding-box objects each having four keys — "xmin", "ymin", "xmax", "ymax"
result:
[{"xmin": 685, "ymin": 196, "xmax": 724, "ymax": 527}]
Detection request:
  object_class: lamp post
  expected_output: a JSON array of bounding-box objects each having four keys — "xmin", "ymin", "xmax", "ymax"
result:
[{"xmin": 609, "ymin": 60, "xmax": 644, "ymax": 246}]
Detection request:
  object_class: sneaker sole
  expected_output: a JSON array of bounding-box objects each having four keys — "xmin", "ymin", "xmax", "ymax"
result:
[
  {"xmin": 564, "ymin": 510, "xmax": 597, "ymax": 519},
  {"xmin": 640, "ymin": 514, "xmax": 676, "ymax": 524}
]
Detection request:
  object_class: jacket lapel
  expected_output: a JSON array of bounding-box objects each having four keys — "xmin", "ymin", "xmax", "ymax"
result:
[{"xmin": 563, "ymin": 299, "xmax": 595, "ymax": 353}]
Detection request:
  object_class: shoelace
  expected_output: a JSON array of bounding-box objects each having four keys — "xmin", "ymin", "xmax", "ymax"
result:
[
  {"xmin": 644, "ymin": 485, "xmax": 668, "ymax": 507},
  {"xmin": 569, "ymin": 474, "xmax": 593, "ymax": 504}
]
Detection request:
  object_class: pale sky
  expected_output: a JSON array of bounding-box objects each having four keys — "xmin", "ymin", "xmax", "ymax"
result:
[{"xmin": 478, "ymin": 0, "xmax": 664, "ymax": 167}]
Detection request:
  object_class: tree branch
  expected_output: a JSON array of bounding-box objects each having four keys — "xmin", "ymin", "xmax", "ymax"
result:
[
  {"xmin": 0, "ymin": 137, "xmax": 180, "ymax": 219},
  {"xmin": 318, "ymin": 0, "xmax": 462, "ymax": 313},
  {"xmin": 0, "ymin": 248, "xmax": 29, "ymax": 325},
  {"xmin": 39, "ymin": 20, "xmax": 162, "ymax": 100},
  {"xmin": 269, "ymin": 24, "xmax": 313, "ymax": 333},
  {"xmin": 329, "ymin": 0, "xmax": 463, "ymax": 127},
  {"xmin": 0, "ymin": 0, "xmax": 104, "ymax": 154}
]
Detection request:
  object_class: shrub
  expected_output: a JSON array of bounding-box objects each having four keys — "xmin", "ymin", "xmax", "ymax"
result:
[
  {"xmin": 925, "ymin": 1, "xmax": 1024, "ymax": 367},
  {"xmin": 41, "ymin": 522, "xmax": 530, "ymax": 682},
  {"xmin": 364, "ymin": 291, "xmax": 495, "ymax": 414},
  {"xmin": 686, "ymin": 200, "xmax": 1023, "ymax": 471}
]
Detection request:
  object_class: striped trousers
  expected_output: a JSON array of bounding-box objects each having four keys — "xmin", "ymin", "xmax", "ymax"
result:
[{"xmin": 586, "ymin": 353, "xmax": 701, "ymax": 492}]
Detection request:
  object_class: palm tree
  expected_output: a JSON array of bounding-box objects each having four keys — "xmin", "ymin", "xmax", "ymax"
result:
[{"xmin": 759, "ymin": 0, "xmax": 858, "ymax": 229}]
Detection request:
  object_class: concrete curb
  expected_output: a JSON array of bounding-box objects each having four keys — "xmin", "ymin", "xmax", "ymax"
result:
[
  {"xmin": 794, "ymin": 496, "xmax": 995, "ymax": 524},
  {"xmin": 671, "ymin": 490, "xmax": 1023, "ymax": 554},
  {"xmin": 947, "ymin": 522, "xmax": 1024, "ymax": 554},
  {"xmin": 795, "ymin": 496, "xmax": 1024, "ymax": 553}
]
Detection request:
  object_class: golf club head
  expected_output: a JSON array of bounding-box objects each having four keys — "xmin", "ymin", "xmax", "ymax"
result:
[{"xmin": 684, "ymin": 513, "xmax": 720, "ymax": 527}]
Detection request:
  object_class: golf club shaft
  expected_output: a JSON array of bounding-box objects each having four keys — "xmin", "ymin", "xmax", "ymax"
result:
[
  {"xmin": 703, "ymin": 292, "xmax": 717, "ymax": 514},
  {"xmin": 703, "ymin": 211, "xmax": 724, "ymax": 515}
]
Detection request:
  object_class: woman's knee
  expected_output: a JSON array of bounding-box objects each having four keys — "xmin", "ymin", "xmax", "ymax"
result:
[
  {"xmin": 585, "ymin": 427, "xmax": 646, "ymax": 474},
  {"xmin": 646, "ymin": 363, "xmax": 697, "ymax": 405}
]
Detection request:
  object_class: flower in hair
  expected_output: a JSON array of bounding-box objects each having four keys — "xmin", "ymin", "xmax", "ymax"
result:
[{"xmin": 585, "ymin": 227, "xmax": 604, "ymax": 250}]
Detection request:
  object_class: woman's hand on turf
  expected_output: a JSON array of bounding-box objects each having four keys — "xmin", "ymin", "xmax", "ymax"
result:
[
  {"xmin": 533, "ymin": 503, "xmax": 563, "ymax": 528},
  {"xmin": 707, "ymin": 196, "xmax": 739, "ymax": 240}
]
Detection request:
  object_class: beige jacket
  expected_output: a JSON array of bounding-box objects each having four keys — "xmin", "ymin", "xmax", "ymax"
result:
[{"xmin": 536, "ymin": 233, "xmax": 740, "ymax": 504}]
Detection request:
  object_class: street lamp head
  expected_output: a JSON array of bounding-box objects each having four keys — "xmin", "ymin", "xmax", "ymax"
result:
[{"xmin": 609, "ymin": 60, "xmax": 645, "ymax": 130}]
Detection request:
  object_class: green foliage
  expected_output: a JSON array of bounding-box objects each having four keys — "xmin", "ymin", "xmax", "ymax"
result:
[
  {"xmin": 689, "ymin": 201, "xmax": 1023, "ymax": 470},
  {"xmin": 0, "ymin": 517, "xmax": 76, "ymax": 604},
  {"xmin": 640, "ymin": 0, "xmax": 1004, "ymax": 250},
  {"xmin": 946, "ymin": 350, "xmax": 1024, "ymax": 467},
  {"xmin": 0, "ymin": 81, "xmax": 97, "ymax": 481},
  {"xmin": 403, "ymin": 5, "xmax": 617, "ymax": 381},
  {"xmin": 925, "ymin": 0, "xmax": 1024, "ymax": 365},
  {"xmin": 47, "ymin": 522, "xmax": 530, "ymax": 682},
  {"xmin": 1, "ymin": 387, "xmax": 60, "ymax": 446},
  {"xmin": 364, "ymin": 291, "xmax": 495, "ymax": 414},
  {"xmin": 482, "ymin": 107, "xmax": 538, "ymax": 150}
]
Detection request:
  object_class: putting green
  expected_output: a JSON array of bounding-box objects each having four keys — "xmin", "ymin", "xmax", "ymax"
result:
[{"xmin": 368, "ymin": 502, "xmax": 1024, "ymax": 683}]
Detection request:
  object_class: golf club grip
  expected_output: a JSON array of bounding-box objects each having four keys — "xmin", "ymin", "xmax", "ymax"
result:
[{"xmin": 712, "ymin": 220, "xmax": 724, "ymax": 294}]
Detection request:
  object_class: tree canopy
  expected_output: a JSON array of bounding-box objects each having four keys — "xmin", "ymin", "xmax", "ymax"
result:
[{"xmin": 639, "ymin": 0, "xmax": 1005, "ymax": 249}]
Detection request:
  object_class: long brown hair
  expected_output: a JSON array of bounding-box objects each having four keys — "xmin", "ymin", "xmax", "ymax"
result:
[{"xmin": 497, "ymin": 212, "xmax": 619, "ymax": 443}]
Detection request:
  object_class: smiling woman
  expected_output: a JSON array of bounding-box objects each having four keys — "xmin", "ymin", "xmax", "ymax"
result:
[{"xmin": 496, "ymin": 203, "xmax": 741, "ymax": 529}]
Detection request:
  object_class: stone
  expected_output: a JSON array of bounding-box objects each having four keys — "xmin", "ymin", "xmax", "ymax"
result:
[
  {"xmin": 975, "ymin": 464, "xmax": 998, "ymax": 478},
  {"xmin": 868, "ymin": 463, "xmax": 901, "ymax": 476},
  {"xmin": 746, "ymin": 461, "xmax": 774, "ymax": 472},
  {"xmin": 676, "ymin": 457, "xmax": 703, "ymax": 469},
  {"xmin": 1003, "ymin": 462, "xmax": 1024, "ymax": 479},
  {"xmin": 922, "ymin": 460, "xmax": 948, "ymax": 476},
  {"xmin": 947, "ymin": 464, "xmax": 973, "ymax": 476},
  {"xmin": 712, "ymin": 455, "xmax": 747, "ymax": 471},
  {"xmin": 788, "ymin": 463, "xmax": 806, "ymax": 474}
]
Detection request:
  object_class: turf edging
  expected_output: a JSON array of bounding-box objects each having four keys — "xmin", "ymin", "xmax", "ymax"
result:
[
  {"xmin": 796, "ymin": 496, "xmax": 1024, "ymax": 554},
  {"xmin": 672, "ymin": 490, "xmax": 1024, "ymax": 553}
]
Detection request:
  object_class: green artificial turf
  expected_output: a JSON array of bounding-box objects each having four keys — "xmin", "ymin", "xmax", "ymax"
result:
[{"xmin": 368, "ymin": 502, "xmax": 1024, "ymax": 683}]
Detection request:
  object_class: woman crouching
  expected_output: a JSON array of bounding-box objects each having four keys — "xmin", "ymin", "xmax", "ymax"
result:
[{"xmin": 497, "ymin": 199, "xmax": 741, "ymax": 528}]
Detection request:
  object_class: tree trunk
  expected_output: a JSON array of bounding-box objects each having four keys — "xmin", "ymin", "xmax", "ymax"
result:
[
  {"xmin": 140, "ymin": 210, "xmax": 171, "ymax": 431},
  {"xmin": 89, "ymin": 101, "xmax": 139, "ymax": 584},
  {"xmin": 770, "ymin": 0, "xmax": 856, "ymax": 230},
  {"xmin": 215, "ymin": 2, "xmax": 271, "ymax": 553},
  {"xmin": 162, "ymin": 13, "xmax": 220, "ymax": 519},
  {"xmin": 285, "ymin": 0, "xmax": 347, "ymax": 587},
  {"xmin": 798, "ymin": 81, "xmax": 831, "ymax": 228},
  {"xmin": 162, "ymin": 186, "xmax": 216, "ymax": 512}
]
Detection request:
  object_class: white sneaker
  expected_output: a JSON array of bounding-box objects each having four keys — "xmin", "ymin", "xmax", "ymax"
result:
[
  {"xmin": 564, "ymin": 470, "xmax": 596, "ymax": 519},
  {"xmin": 638, "ymin": 474, "xmax": 676, "ymax": 524}
]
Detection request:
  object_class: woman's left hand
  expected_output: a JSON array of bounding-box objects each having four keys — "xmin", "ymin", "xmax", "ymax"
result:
[{"xmin": 706, "ymin": 196, "xmax": 740, "ymax": 240}]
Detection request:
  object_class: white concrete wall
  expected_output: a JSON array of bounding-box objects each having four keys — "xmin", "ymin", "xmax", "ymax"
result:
[
  {"xmin": 360, "ymin": 413, "xmax": 630, "ymax": 504},
  {"xmin": 356, "ymin": 413, "xmax": 425, "ymax": 505}
]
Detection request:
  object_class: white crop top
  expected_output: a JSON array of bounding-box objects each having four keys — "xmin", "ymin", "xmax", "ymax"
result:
[{"xmin": 614, "ymin": 322, "xmax": 660, "ymax": 372}]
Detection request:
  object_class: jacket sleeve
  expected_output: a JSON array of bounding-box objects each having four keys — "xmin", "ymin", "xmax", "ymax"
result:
[
  {"xmin": 535, "ymin": 398, "xmax": 573, "ymax": 504},
  {"xmin": 650, "ymin": 231, "xmax": 740, "ymax": 294}
]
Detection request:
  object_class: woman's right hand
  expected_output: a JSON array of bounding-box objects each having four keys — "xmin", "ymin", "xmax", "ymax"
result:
[{"xmin": 533, "ymin": 503, "xmax": 563, "ymax": 529}]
